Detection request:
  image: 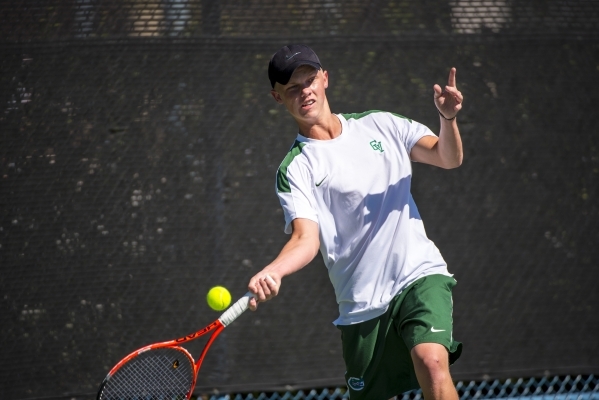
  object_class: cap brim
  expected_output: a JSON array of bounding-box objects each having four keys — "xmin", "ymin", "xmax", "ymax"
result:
[{"xmin": 275, "ymin": 60, "xmax": 322, "ymax": 87}]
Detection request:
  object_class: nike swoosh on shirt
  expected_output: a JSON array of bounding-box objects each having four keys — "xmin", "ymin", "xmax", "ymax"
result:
[
  {"xmin": 431, "ymin": 327, "xmax": 446, "ymax": 333},
  {"xmin": 315, "ymin": 176, "xmax": 327, "ymax": 187}
]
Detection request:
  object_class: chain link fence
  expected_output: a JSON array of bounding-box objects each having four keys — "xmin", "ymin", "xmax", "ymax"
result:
[{"xmin": 199, "ymin": 375, "xmax": 599, "ymax": 400}]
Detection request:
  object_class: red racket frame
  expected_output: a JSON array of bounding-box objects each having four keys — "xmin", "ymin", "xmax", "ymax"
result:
[
  {"xmin": 98, "ymin": 319, "xmax": 226, "ymax": 400},
  {"xmin": 97, "ymin": 290, "xmax": 264, "ymax": 400}
]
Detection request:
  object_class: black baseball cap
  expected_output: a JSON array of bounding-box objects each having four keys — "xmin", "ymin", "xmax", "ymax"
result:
[{"xmin": 268, "ymin": 44, "xmax": 322, "ymax": 88}]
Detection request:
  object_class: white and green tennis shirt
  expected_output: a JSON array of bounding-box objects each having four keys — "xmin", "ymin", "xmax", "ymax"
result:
[{"xmin": 276, "ymin": 111, "xmax": 451, "ymax": 325}]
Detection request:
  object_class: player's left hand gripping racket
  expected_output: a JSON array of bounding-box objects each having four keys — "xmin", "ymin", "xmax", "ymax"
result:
[{"xmin": 97, "ymin": 292, "xmax": 254, "ymax": 400}]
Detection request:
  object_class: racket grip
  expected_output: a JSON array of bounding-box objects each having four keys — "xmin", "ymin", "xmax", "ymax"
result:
[
  {"xmin": 218, "ymin": 292, "xmax": 254, "ymax": 327},
  {"xmin": 218, "ymin": 275, "xmax": 276, "ymax": 327}
]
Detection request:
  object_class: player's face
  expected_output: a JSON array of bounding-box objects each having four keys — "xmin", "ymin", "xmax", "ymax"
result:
[{"xmin": 271, "ymin": 66, "xmax": 329, "ymax": 122}]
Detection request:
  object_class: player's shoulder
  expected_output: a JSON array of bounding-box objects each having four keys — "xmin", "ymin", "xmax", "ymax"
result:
[
  {"xmin": 278, "ymin": 139, "xmax": 310, "ymax": 173},
  {"xmin": 275, "ymin": 139, "xmax": 312, "ymax": 192},
  {"xmin": 341, "ymin": 110, "xmax": 413, "ymax": 125},
  {"xmin": 277, "ymin": 139, "xmax": 308, "ymax": 169}
]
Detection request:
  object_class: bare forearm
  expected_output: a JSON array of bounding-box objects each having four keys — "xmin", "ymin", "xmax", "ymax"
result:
[
  {"xmin": 262, "ymin": 232, "xmax": 319, "ymax": 278},
  {"xmin": 247, "ymin": 219, "xmax": 320, "ymax": 309},
  {"xmin": 410, "ymin": 119, "xmax": 463, "ymax": 169},
  {"xmin": 437, "ymin": 117, "xmax": 463, "ymax": 168},
  {"xmin": 432, "ymin": 67, "xmax": 463, "ymax": 168}
]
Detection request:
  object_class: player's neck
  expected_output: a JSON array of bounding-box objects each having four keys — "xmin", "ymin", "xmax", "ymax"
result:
[{"xmin": 297, "ymin": 110, "xmax": 342, "ymax": 141}]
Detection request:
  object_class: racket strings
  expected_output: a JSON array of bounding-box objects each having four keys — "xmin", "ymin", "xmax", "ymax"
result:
[{"xmin": 99, "ymin": 347, "xmax": 194, "ymax": 400}]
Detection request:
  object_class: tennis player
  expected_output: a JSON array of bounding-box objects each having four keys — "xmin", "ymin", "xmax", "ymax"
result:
[{"xmin": 248, "ymin": 44, "xmax": 464, "ymax": 400}]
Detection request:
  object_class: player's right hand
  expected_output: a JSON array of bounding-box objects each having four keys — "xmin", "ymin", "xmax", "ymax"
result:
[{"xmin": 248, "ymin": 273, "xmax": 279, "ymax": 311}]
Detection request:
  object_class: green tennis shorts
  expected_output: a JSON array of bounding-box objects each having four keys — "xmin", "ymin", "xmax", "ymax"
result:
[{"xmin": 338, "ymin": 274, "xmax": 462, "ymax": 400}]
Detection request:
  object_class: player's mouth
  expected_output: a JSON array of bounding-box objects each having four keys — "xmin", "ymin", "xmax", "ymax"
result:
[{"xmin": 301, "ymin": 99, "xmax": 316, "ymax": 109}]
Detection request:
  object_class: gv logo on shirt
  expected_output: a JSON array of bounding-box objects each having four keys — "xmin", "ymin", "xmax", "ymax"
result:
[{"xmin": 369, "ymin": 140, "xmax": 384, "ymax": 152}]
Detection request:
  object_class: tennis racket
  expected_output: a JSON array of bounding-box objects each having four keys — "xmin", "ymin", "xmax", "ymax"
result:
[{"xmin": 97, "ymin": 291, "xmax": 255, "ymax": 400}]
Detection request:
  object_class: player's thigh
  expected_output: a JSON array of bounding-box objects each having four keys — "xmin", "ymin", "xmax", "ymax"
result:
[
  {"xmin": 338, "ymin": 306, "xmax": 419, "ymax": 399},
  {"xmin": 397, "ymin": 274, "xmax": 462, "ymax": 364}
]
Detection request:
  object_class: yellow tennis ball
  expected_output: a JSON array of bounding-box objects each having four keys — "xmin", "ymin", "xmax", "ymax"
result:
[{"xmin": 206, "ymin": 286, "xmax": 231, "ymax": 311}]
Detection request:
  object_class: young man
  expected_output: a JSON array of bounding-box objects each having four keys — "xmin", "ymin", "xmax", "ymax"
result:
[{"xmin": 247, "ymin": 44, "xmax": 464, "ymax": 400}]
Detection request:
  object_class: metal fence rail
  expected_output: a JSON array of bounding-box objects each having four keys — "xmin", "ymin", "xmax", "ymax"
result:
[{"xmin": 199, "ymin": 375, "xmax": 599, "ymax": 400}]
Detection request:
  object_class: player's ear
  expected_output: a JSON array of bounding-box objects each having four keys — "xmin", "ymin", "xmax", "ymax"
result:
[
  {"xmin": 271, "ymin": 88, "xmax": 284, "ymax": 104},
  {"xmin": 322, "ymin": 70, "xmax": 329, "ymax": 89}
]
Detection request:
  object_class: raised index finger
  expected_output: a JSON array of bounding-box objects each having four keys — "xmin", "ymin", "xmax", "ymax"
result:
[{"xmin": 448, "ymin": 67, "xmax": 457, "ymax": 88}]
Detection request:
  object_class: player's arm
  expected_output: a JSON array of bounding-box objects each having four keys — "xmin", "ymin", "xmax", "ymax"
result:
[
  {"xmin": 248, "ymin": 218, "xmax": 320, "ymax": 310},
  {"xmin": 410, "ymin": 67, "xmax": 463, "ymax": 169}
]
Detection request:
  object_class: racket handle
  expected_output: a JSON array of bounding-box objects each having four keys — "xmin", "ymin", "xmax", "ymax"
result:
[
  {"xmin": 218, "ymin": 292, "xmax": 253, "ymax": 327},
  {"xmin": 218, "ymin": 275, "xmax": 276, "ymax": 327}
]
